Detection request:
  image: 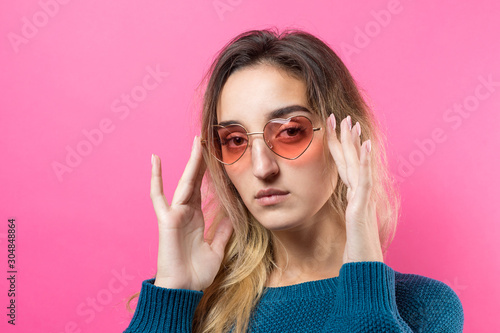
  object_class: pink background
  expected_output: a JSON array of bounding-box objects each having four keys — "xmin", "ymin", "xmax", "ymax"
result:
[{"xmin": 1, "ymin": 0, "xmax": 499, "ymax": 332}]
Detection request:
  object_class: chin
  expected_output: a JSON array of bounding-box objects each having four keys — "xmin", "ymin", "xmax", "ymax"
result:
[{"xmin": 257, "ymin": 216, "xmax": 306, "ymax": 232}]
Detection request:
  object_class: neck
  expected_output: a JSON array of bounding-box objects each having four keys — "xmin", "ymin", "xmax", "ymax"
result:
[{"xmin": 266, "ymin": 209, "xmax": 346, "ymax": 287}]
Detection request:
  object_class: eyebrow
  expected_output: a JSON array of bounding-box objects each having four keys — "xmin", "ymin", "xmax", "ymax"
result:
[{"xmin": 218, "ymin": 105, "xmax": 312, "ymax": 127}]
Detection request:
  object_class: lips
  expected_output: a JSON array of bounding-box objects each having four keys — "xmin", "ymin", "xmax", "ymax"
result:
[
  {"xmin": 255, "ymin": 188, "xmax": 290, "ymax": 206},
  {"xmin": 255, "ymin": 188, "xmax": 289, "ymax": 199}
]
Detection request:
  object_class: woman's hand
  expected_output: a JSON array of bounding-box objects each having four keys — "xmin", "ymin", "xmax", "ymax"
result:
[
  {"xmin": 326, "ymin": 115, "xmax": 384, "ymax": 264},
  {"xmin": 150, "ymin": 136, "xmax": 233, "ymax": 291}
]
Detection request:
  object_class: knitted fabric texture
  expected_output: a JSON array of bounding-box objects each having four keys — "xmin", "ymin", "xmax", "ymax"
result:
[{"xmin": 123, "ymin": 261, "xmax": 464, "ymax": 332}]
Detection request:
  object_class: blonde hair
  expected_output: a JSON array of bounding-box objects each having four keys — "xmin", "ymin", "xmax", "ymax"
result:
[{"xmin": 127, "ymin": 28, "xmax": 400, "ymax": 333}]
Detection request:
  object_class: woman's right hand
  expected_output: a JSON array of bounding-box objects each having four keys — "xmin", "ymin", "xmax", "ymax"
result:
[{"xmin": 150, "ymin": 136, "xmax": 233, "ymax": 291}]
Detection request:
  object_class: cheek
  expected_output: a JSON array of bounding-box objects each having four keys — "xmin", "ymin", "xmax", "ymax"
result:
[
  {"xmin": 291, "ymin": 140, "xmax": 335, "ymax": 189},
  {"xmin": 223, "ymin": 163, "xmax": 247, "ymax": 193},
  {"xmin": 293, "ymin": 139, "xmax": 328, "ymax": 168}
]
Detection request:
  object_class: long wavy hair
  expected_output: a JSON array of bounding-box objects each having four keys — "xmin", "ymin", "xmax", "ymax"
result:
[{"xmin": 127, "ymin": 28, "xmax": 400, "ymax": 333}]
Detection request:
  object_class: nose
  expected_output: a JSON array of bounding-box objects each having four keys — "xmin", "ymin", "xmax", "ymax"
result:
[{"xmin": 250, "ymin": 136, "xmax": 279, "ymax": 180}]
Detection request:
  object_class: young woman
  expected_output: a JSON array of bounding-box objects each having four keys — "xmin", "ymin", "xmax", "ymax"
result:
[{"xmin": 124, "ymin": 29, "xmax": 464, "ymax": 332}]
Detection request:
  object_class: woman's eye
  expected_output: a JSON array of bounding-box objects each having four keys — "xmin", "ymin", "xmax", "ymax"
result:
[
  {"xmin": 279, "ymin": 126, "xmax": 304, "ymax": 138},
  {"xmin": 285, "ymin": 127, "xmax": 301, "ymax": 136},
  {"xmin": 223, "ymin": 135, "xmax": 247, "ymax": 147},
  {"xmin": 230, "ymin": 137, "xmax": 245, "ymax": 145}
]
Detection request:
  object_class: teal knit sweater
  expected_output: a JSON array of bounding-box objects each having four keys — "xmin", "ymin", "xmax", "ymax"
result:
[{"xmin": 123, "ymin": 261, "xmax": 464, "ymax": 332}]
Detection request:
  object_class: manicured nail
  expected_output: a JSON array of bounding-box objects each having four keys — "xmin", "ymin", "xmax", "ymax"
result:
[
  {"xmin": 151, "ymin": 154, "xmax": 155, "ymax": 165},
  {"xmin": 366, "ymin": 140, "xmax": 372, "ymax": 153},
  {"xmin": 329, "ymin": 114, "xmax": 336, "ymax": 130},
  {"xmin": 356, "ymin": 122, "xmax": 361, "ymax": 136},
  {"xmin": 347, "ymin": 115, "xmax": 352, "ymax": 130}
]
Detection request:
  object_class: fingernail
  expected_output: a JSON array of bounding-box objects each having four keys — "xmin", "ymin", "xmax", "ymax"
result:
[
  {"xmin": 347, "ymin": 116, "xmax": 352, "ymax": 130},
  {"xmin": 151, "ymin": 154, "xmax": 155, "ymax": 165},
  {"xmin": 356, "ymin": 122, "xmax": 361, "ymax": 136},
  {"xmin": 329, "ymin": 114, "xmax": 336, "ymax": 130},
  {"xmin": 366, "ymin": 140, "xmax": 372, "ymax": 153}
]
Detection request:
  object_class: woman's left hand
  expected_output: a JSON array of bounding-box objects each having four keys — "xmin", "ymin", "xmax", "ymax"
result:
[{"xmin": 326, "ymin": 114, "xmax": 384, "ymax": 264}]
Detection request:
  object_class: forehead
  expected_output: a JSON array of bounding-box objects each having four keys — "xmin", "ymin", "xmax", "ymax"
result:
[{"xmin": 216, "ymin": 64, "xmax": 317, "ymax": 127}]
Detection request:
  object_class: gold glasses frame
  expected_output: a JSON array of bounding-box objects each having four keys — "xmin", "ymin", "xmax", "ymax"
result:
[{"xmin": 201, "ymin": 115, "xmax": 322, "ymax": 165}]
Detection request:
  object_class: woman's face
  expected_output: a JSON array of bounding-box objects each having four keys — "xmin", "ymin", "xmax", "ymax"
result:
[{"xmin": 216, "ymin": 64, "xmax": 337, "ymax": 231}]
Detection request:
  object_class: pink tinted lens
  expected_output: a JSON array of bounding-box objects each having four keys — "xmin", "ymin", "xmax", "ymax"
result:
[
  {"xmin": 216, "ymin": 125, "xmax": 248, "ymax": 164},
  {"xmin": 264, "ymin": 116, "xmax": 314, "ymax": 159}
]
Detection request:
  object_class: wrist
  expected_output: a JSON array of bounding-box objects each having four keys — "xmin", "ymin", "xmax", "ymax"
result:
[{"xmin": 154, "ymin": 277, "xmax": 199, "ymax": 291}]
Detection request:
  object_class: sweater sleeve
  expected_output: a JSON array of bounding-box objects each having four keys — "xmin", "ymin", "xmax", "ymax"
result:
[
  {"xmin": 123, "ymin": 278, "xmax": 203, "ymax": 333},
  {"xmin": 324, "ymin": 261, "xmax": 464, "ymax": 332}
]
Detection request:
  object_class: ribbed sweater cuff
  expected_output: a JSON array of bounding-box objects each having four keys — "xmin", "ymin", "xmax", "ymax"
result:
[
  {"xmin": 334, "ymin": 261, "xmax": 397, "ymax": 315},
  {"xmin": 125, "ymin": 278, "xmax": 203, "ymax": 332}
]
